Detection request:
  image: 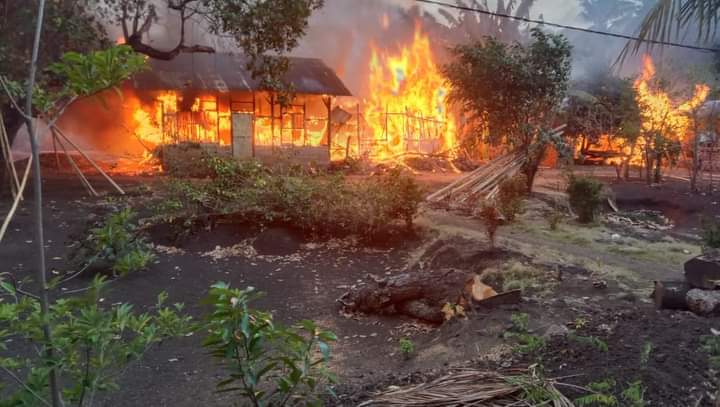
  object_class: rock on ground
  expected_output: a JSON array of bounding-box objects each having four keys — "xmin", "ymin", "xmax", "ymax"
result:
[{"xmin": 686, "ymin": 289, "xmax": 720, "ymax": 316}]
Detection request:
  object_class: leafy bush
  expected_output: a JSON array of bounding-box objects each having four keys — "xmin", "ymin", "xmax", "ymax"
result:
[
  {"xmin": 203, "ymin": 283, "xmax": 337, "ymax": 406},
  {"xmin": 89, "ymin": 208, "xmax": 155, "ymax": 276},
  {"xmin": 160, "ymin": 158, "xmax": 424, "ymax": 239},
  {"xmin": 566, "ymin": 175, "xmax": 604, "ymax": 223},
  {"xmin": 477, "ymin": 204, "xmax": 502, "ymax": 248},
  {"xmin": 0, "ymin": 277, "xmax": 192, "ymax": 406},
  {"xmin": 497, "ymin": 174, "xmax": 527, "ymax": 221}
]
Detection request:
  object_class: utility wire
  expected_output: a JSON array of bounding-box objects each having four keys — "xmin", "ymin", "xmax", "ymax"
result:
[{"xmin": 411, "ymin": 0, "xmax": 720, "ymax": 53}]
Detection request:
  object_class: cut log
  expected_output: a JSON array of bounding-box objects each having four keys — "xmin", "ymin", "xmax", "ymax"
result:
[
  {"xmin": 653, "ymin": 281, "xmax": 690, "ymax": 310},
  {"xmin": 338, "ymin": 268, "xmax": 475, "ymax": 323},
  {"xmin": 684, "ymin": 256, "xmax": 720, "ymax": 289},
  {"xmin": 474, "ymin": 289, "xmax": 522, "ymax": 307},
  {"xmin": 687, "ymin": 289, "xmax": 720, "ymax": 316}
]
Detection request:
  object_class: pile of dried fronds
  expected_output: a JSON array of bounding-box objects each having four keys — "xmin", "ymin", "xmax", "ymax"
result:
[{"xmin": 357, "ymin": 367, "xmax": 576, "ymax": 407}]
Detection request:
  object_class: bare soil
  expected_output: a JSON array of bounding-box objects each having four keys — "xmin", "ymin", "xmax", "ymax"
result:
[{"xmin": 1, "ymin": 168, "xmax": 719, "ymax": 406}]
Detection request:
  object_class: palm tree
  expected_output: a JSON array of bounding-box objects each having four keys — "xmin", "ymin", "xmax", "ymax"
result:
[{"xmin": 620, "ymin": 0, "xmax": 720, "ymax": 61}]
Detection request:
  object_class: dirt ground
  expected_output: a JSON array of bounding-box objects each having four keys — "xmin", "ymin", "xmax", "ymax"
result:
[{"xmin": 1, "ymin": 166, "xmax": 720, "ymax": 406}]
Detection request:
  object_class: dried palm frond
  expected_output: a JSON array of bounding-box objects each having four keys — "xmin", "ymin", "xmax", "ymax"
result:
[{"xmin": 357, "ymin": 368, "xmax": 576, "ymax": 407}]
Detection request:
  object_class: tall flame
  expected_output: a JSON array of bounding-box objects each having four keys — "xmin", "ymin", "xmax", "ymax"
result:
[
  {"xmin": 634, "ymin": 56, "xmax": 709, "ymax": 144},
  {"xmin": 364, "ymin": 24, "xmax": 457, "ymax": 161}
]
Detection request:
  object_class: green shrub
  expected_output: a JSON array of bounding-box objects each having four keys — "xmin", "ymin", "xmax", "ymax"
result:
[
  {"xmin": 0, "ymin": 277, "xmax": 192, "ymax": 405},
  {"xmin": 203, "ymin": 283, "xmax": 337, "ymax": 406},
  {"xmin": 161, "ymin": 160, "xmax": 424, "ymax": 239},
  {"xmin": 89, "ymin": 208, "xmax": 155, "ymax": 276},
  {"xmin": 701, "ymin": 217, "xmax": 720, "ymax": 249},
  {"xmin": 566, "ymin": 175, "xmax": 604, "ymax": 223},
  {"xmin": 497, "ymin": 174, "xmax": 527, "ymax": 221}
]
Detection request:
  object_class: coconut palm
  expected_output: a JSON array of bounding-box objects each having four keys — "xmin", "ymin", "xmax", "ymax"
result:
[{"xmin": 620, "ymin": 0, "xmax": 720, "ymax": 61}]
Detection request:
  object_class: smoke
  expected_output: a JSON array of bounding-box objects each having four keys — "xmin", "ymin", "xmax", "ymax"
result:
[{"xmin": 292, "ymin": 0, "xmax": 423, "ymax": 97}]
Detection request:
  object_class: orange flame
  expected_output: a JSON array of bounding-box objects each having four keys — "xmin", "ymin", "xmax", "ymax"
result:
[
  {"xmin": 629, "ymin": 56, "xmax": 710, "ymax": 165},
  {"xmin": 364, "ymin": 24, "xmax": 457, "ymax": 162}
]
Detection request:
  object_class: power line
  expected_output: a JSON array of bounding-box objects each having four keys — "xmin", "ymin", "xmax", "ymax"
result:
[{"xmin": 412, "ymin": 0, "xmax": 720, "ymax": 53}]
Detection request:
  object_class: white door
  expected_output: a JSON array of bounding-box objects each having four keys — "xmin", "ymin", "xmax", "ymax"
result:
[{"xmin": 232, "ymin": 112, "xmax": 253, "ymax": 158}]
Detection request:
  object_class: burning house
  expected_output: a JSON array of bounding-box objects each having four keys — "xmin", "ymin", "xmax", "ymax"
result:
[{"xmin": 127, "ymin": 53, "xmax": 353, "ymax": 165}]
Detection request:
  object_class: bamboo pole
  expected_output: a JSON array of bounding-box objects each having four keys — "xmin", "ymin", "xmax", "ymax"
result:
[
  {"xmin": 53, "ymin": 129, "xmax": 97, "ymax": 196},
  {"xmin": 52, "ymin": 125, "xmax": 125, "ymax": 195},
  {"xmin": 0, "ymin": 111, "xmax": 21, "ymax": 199},
  {"xmin": 0, "ymin": 155, "xmax": 32, "ymax": 242}
]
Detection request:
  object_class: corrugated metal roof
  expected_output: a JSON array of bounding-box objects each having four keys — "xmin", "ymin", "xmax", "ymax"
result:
[{"xmin": 129, "ymin": 53, "xmax": 352, "ymax": 96}]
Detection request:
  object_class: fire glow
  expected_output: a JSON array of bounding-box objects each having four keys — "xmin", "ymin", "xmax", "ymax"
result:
[
  {"xmin": 125, "ymin": 24, "xmax": 458, "ymax": 165},
  {"xmin": 635, "ymin": 56, "xmax": 709, "ymax": 144},
  {"xmin": 364, "ymin": 25, "xmax": 457, "ymax": 161}
]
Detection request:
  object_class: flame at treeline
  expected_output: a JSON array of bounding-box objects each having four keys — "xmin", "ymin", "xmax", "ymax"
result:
[
  {"xmin": 589, "ymin": 56, "xmax": 710, "ymax": 166},
  {"xmin": 127, "ymin": 23, "xmax": 457, "ymax": 163},
  {"xmin": 634, "ymin": 56, "xmax": 709, "ymax": 143}
]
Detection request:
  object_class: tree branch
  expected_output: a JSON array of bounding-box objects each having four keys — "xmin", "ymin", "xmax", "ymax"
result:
[{"xmin": 0, "ymin": 365, "xmax": 52, "ymax": 407}]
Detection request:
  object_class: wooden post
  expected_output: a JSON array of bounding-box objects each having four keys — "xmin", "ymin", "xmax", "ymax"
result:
[
  {"xmin": 51, "ymin": 129, "xmax": 61, "ymax": 170},
  {"xmin": 324, "ymin": 96, "xmax": 333, "ymax": 159},
  {"xmin": 356, "ymin": 103, "xmax": 361, "ymax": 157},
  {"xmin": 52, "ymin": 129, "xmax": 98, "ymax": 196},
  {"xmin": 52, "ymin": 125, "xmax": 125, "ymax": 195}
]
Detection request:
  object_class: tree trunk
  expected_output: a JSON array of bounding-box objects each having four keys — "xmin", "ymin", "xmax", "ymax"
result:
[{"xmin": 338, "ymin": 268, "xmax": 477, "ymax": 323}]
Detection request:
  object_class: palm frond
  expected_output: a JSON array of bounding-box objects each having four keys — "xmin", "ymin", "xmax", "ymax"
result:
[{"xmin": 617, "ymin": 0, "xmax": 720, "ymax": 65}]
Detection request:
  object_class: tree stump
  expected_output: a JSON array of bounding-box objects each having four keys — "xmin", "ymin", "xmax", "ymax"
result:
[{"xmin": 653, "ymin": 281, "xmax": 691, "ymax": 310}]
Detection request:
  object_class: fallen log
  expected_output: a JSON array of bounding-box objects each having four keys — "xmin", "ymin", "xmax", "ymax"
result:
[
  {"xmin": 653, "ymin": 281, "xmax": 691, "ymax": 310},
  {"xmin": 338, "ymin": 268, "xmax": 477, "ymax": 323}
]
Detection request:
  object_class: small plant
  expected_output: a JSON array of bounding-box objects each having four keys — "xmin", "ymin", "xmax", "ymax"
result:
[
  {"xmin": 497, "ymin": 174, "xmax": 527, "ymax": 222},
  {"xmin": 622, "ymin": 380, "xmax": 646, "ymax": 407},
  {"xmin": 700, "ymin": 335, "xmax": 720, "ymax": 369},
  {"xmin": 566, "ymin": 175, "xmax": 604, "ymax": 223},
  {"xmin": 89, "ymin": 208, "xmax": 155, "ymax": 276},
  {"xmin": 640, "ymin": 341, "xmax": 653, "ymax": 366},
  {"xmin": 511, "ymin": 312, "xmax": 530, "ymax": 332},
  {"xmin": 575, "ymin": 378, "xmax": 618, "ymax": 406},
  {"xmin": 569, "ymin": 334, "xmax": 609, "ymax": 352},
  {"xmin": 480, "ymin": 262, "xmax": 549, "ymax": 294},
  {"xmin": 701, "ymin": 217, "xmax": 720, "ymax": 250},
  {"xmin": 573, "ymin": 317, "xmax": 588, "ymax": 330},
  {"xmin": 477, "ymin": 203, "xmax": 502, "ymax": 248},
  {"xmin": 0, "ymin": 276, "xmax": 192, "ymax": 406},
  {"xmin": 505, "ymin": 313, "xmax": 546, "ymax": 355},
  {"xmin": 203, "ymin": 283, "xmax": 337, "ymax": 406},
  {"xmin": 399, "ymin": 338, "xmax": 415, "ymax": 359},
  {"xmin": 547, "ymin": 210, "xmax": 563, "ymax": 231}
]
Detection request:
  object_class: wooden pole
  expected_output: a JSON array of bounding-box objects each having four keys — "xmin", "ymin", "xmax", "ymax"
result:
[
  {"xmin": 0, "ymin": 112, "xmax": 21, "ymax": 199},
  {"xmin": 0, "ymin": 155, "xmax": 32, "ymax": 242},
  {"xmin": 51, "ymin": 128, "xmax": 61, "ymax": 170},
  {"xmin": 52, "ymin": 125, "xmax": 125, "ymax": 195},
  {"xmin": 52, "ymin": 129, "xmax": 97, "ymax": 196}
]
